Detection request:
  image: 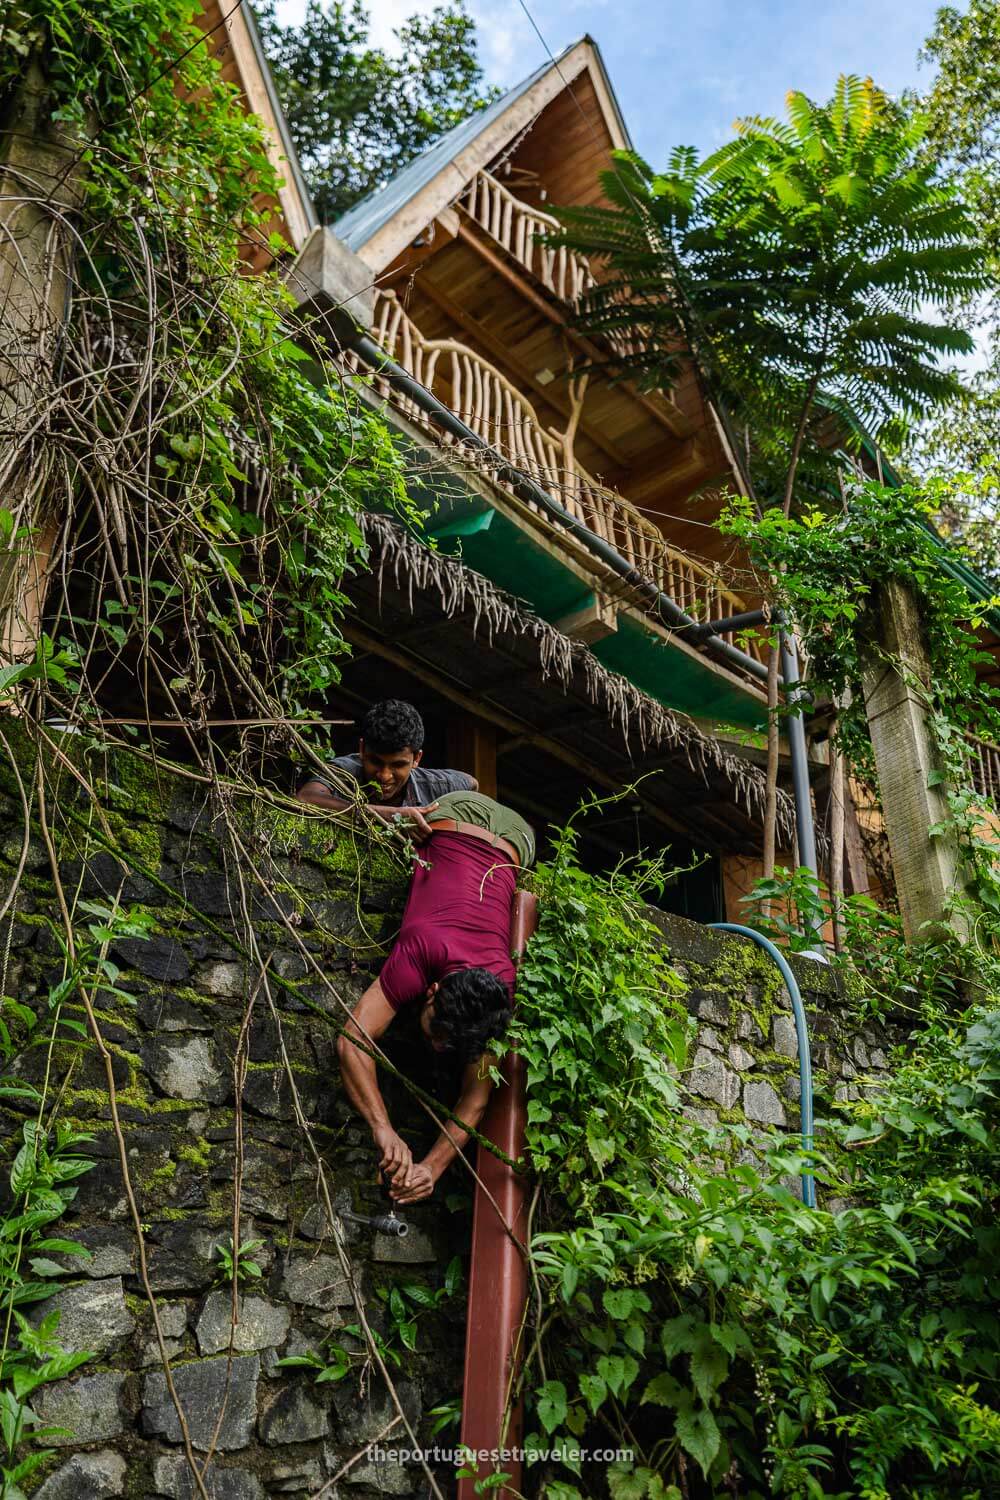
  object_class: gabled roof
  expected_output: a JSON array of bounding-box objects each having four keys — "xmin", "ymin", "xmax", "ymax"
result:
[
  {"xmin": 332, "ymin": 37, "xmax": 632, "ymax": 272},
  {"xmin": 200, "ymin": 0, "xmax": 317, "ymax": 253}
]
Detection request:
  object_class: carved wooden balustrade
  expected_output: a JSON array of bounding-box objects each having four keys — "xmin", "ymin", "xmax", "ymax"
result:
[
  {"xmin": 457, "ymin": 171, "xmax": 638, "ymax": 361},
  {"xmin": 354, "ymin": 291, "xmax": 763, "ymax": 661},
  {"xmin": 967, "ymin": 732, "xmax": 1000, "ymax": 805}
]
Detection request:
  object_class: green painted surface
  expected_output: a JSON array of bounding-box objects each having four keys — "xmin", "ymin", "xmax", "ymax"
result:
[
  {"xmin": 593, "ymin": 617, "xmax": 765, "ymax": 726},
  {"xmin": 370, "ymin": 443, "xmax": 765, "ymax": 728}
]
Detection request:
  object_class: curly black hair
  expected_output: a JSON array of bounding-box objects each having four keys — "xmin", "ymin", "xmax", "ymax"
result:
[
  {"xmin": 360, "ymin": 699, "xmax": 425, "ymax": 754},
  {"xmin": 429, "ymin": 967, "xmax": 514, "ymax": 1064}
]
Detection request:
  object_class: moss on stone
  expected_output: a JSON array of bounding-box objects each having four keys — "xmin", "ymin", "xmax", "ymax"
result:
[{"xmin": 177, "ymin": 1137, "xmax": 211, "ymax": 1169}]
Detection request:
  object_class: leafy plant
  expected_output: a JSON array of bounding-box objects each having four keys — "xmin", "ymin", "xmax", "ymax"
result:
[
  {"xmin": 213, "ymin": 1237, "xmax": 265, "ymax": 1287},
  {"xmin": 276, "ymin": 1256, "xmax": 463, "ymax": 1386},
  {"xmin": 512, "ymin": 803, "xmax": 1000, "ymax": 1497},
  {"xmin": 0, "ymin": 1119, "xmax": 96, "ymax": 1499}
]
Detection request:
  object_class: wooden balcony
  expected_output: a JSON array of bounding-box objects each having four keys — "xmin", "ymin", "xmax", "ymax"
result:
[
  {"xmin": 356, "ymin": 290, "xmax": 763, "ymax": 661},
  {"xmin": 968, "ymin": 732, "xmax": 1000, "ymax": 804},
  {"xmin": 457, "ymin": 170, "xmax": 637, "ymax": 362}
]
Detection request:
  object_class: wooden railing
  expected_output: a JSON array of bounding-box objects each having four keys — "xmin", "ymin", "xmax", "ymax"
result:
[
  {"xmin": 967, "ymin": 733, "xmax": 1000, "ymax": 804},
  {"xmin": 355, "ymin": 291, "xmax": 762, "ymax": 660},
  {"xmin": 457, "ymin": 171, "xmax": 637, "ymax": 361}
]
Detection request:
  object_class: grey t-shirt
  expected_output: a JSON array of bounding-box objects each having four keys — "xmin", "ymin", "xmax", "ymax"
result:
[{"xmin": 302, "ymin": 753, "xmax": 475, "ymax": 807}]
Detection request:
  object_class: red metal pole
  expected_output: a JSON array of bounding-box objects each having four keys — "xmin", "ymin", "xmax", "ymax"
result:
[{"xmin": 457, "ymin": 890, "xmax": 537, "ymax": 1499}]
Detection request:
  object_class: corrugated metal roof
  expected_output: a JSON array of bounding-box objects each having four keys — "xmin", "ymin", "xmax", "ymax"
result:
[{"xmin": 331, "ymin": 47, "xmax": 574, "ymax": 253}]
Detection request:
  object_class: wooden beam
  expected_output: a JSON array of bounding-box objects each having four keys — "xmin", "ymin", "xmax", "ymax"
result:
[
  {"xmin": 413, "ymin": 271, "xmax": 633, "ymax": 471},
  {"xmin": 341, "ymin": 620, "xmax": 700, "ymax": 842},
  {"xmin": 447, "ymin": 714, "xmax": 498, "ymax": 797},
  {"xmin": 455, "ymin": 222, "xmax": 691, "ymax": 443}
]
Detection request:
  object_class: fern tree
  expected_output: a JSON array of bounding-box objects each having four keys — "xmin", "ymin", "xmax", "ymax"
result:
[{"xmin": 552, "ymin": 75, "xmax": 989, "ymax": 884}]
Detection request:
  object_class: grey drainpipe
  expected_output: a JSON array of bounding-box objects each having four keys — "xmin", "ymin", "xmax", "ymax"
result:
[{"xmin": 347, "ymin": 330, "xmax": 820, "ymax": 885}]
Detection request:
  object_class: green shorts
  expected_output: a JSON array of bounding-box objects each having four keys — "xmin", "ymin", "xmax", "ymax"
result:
[{"xmin": 427, "ymin": 791, "xmax": 536, "ymax": 869}]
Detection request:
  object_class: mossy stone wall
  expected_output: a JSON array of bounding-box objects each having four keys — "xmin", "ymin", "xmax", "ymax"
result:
[{"xmin": 0, "ymin": 739, "xmax": 900, "ymax": 1498}]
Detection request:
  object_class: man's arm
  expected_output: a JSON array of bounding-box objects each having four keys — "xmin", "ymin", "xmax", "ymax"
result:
[
  {"xmin": 297, "ymin": 782, "xmax": 438, "ymax": 842},
  {"xmin": 389, "ymin": 1054, "xmax": 497, "ymax": 1205},
  {"xmin": 336, "ymin": 980, "xmax": 413, "ymax": 1184}
]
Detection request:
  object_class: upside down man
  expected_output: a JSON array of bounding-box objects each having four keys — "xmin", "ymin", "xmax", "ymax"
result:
[{"xmin": 335, "ymin": 790, "xmax": 535, "ymax": 1203}]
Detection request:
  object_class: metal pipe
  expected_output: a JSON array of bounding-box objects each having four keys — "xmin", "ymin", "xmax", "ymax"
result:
[
  {"xmin": 710, "ymin": 923, "xmax": 816, "ymax": 1207},
  {"xmin": 689, "ymin": 607, "xmax": 771, "ymax": 640},
  {"xmin": 458, "ymin": 891, "xmax": 536, "ymax": 1500}
]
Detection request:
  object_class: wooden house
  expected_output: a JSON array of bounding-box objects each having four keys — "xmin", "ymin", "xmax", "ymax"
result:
[{"xmin": 277, "ymin": 39, "xmax": 818, "ymax": 919}]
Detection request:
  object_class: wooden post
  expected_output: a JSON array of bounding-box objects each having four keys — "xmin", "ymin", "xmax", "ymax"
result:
[
  {"xmin": 0, "ymin": 57, "xmax": 87, "ymax": 663},
  {"xmin": 447, "ymin": 714, "xmax": 498, "ymax": 798},
  {"xmin": 861, "ymin": 579, "xmax": 969, "ymax": 941}
]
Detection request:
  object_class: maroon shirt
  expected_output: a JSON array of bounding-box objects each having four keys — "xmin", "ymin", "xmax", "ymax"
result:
[{"xmin": 379, "ymin": 831, "xmax": 517, "ymax": 1010}]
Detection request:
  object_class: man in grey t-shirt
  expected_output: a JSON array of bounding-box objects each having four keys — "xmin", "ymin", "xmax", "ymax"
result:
[{"xmin": 296, "ymin": 699, "xmax": 476, "ymax": 840}]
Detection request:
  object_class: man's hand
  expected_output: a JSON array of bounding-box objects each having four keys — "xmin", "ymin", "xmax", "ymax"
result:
[
  {"xmin": 393, "ymin": 803, "xmax": 438, "ymax": 844},
  {"xmin": 389, "ymin": 1160, "xmax": 438, "ymax": 1204},
  {"xmin": 372, "ymin": 1123, "xmax": 412, "ymax": 1181}
]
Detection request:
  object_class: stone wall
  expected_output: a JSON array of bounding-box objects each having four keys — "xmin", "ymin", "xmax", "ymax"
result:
[{"xmin": 0, "ymin": 741, "xmax": 901, "ymax": 1499}]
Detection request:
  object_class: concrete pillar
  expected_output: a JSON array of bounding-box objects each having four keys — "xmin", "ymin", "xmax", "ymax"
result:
[
  {"xmin": 0, "ymin": 58, "xmax": 87, "ymax": 662},
  {"xmin": 860, "ymin": 578, "xmax": 969, "ymax": 941}
]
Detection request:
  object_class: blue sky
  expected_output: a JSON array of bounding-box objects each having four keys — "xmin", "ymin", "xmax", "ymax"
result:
[{"xmin": 277, "ymin": 0, "xmax": 948, "ymax": 163}]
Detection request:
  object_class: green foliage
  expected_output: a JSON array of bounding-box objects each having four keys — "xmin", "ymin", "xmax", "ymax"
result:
[
  {"xmin": 258, "ymin": 0, "xmax": 500, "ymax": 221},
  {"xmin": 276, "ymin": 1256, "xmax": 462, "ymax": 1386},
  {"xmin": 906, "ymin": 1, "xmax": 1000, "ymax": 581},
  {"xmin": 213, "ymin": 1237, "xmax": 265, "ymax": 1287},
  {"xmin": 719, "ymin": 476, "xmax": 1000, "ymax": 906},
  {"xmin": 0, "ymin": 1112, "xmax": 97, "ymax": 1498},
  {"xmin": 514, "ymin": 809, "xmax": 1000, "ymax": 1497},
  {"xmin": 1, "ymin": 0, "xmax": 417, "ymax": 736},
  {"xmin": 0, "ymin": 900, "xmax": 159, "ymax": 1489},
  {"xmin": 552, "ymin": 76, "xmax": 986, "ymax": 502}
]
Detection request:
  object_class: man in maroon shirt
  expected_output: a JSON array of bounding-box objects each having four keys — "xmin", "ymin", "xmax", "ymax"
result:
[{"xmin": 336, "ymin": 791, "xmax": 535, "ymax": 1204}]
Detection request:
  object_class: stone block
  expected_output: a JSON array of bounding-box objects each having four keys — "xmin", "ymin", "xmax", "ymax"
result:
[
  {"xmin": 143, "ymin": 1035, "xmax": 228, "ymax": 1103},
  {"xmin": 147, "ymin": 1225, "xmax": 228, "ymax": 1294},
  {"xmin": 340, "ymin": 1456, "xmax": 412, "ymax": 1493},
  {"xmin": 196, "ymin": 1291, "xmax": 291, "ymax": 1355},
  {"xmin": 771, "ymin": 1015, "xmax": 799, "ymax": 1059},
  {"xmin": 686, "ymin": 1047, "xmax": 739, "ymax": 1109},
  {"xmin": 52, "ymin": 1225, "xmax": 134, "ymax": 1279},
  {"xmin": 151, "ymin": 1455, "xmax": 267, "ymax": 1500},
  {"xmin": 728, "ymin": 1043, "xmax": 755, "ymax": 1071},
  {"xmin": 34, "ymin": 1449, "xmax": 126, "ymax": 1498},
  {"xmin": 283, "ymin": 1254, "xmax": 354, "ymax": 1310},
  {"xmin": 300, "ymin": 1201, "xmax": 340, "ymax": 1241},
  {"xmin": 743, "ymin": 1079, "xmax": 787, "ymax": 1126},
  {"xmin": 142, "ymin": 1354, "xmax": 260, "ymax": 1450},
  {"xmin": 259, "ymin": 1382, "xmax": 330, "ymax": 1444},
  {"xmin": 142, "ymin": 1336, "xmax": 184, "ymax": 1365},
  {"xmin": 686, "ymin": 988, "xmax": 731, "ymax": 1026},
  {"xmin": 138, "ymin": 991, "xmax": 213, "ymax": 1032},
  {"xmin": 373, "ymin": 1228, "xmax": 435, "ymax": 1264},
  {"xmin": 696, "ymin": 1025, "xmax": 723, "ymax": 1052},
  {"xmin": 31, "ymin": 1275, "xmax": 134, "ymax": 1355},
  {"xmin": 36, "ymin": 1370, "xmax": 126, "ymax": 1446},
  {"xmin": 195, "ymin": 960, "xmax": 246, "ymax": 999},
  {"xmin": 113, "ymin": 934, "xmax": 190, "ymax": 983},
  {"xmin": 334, "ymin": 1379, "xmax": 420, "ymax": 1447},
  {"xmin": 268, "ymin": 1457, "xmax": 324, "ymax": 1493}
]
